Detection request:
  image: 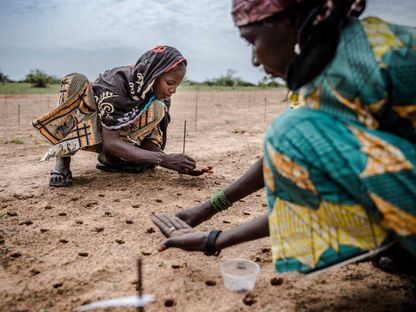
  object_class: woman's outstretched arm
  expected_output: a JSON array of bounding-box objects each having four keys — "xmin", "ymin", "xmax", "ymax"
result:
[
  {"xmin": 153, "ymin": 212, "xmax": 269, "ymax": 253},
  {"xmin": 176, "ymin": 157, "xmax": 264, "ymax": 226},
  {"xmin": 101, "ymin": 127, "xmax": 211, "ymax": 175}
]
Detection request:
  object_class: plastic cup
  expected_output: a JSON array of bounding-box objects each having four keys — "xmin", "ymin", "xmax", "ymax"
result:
[{"xmin": 220, "ymin": 258, "xmax": 260, "ymax": 293}]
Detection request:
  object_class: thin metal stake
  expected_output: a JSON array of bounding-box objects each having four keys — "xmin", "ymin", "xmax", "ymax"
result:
[
  {"xmin": 195, "ymin": 94, "xmax": 198, "ymax": 131},
  {"xmin": 137, "ymin": 257, "xmax": 144, "ymax": 312},
  {"xmin": 18, "ymin": 103, "xmax": 21, "ymax": 131},
  {"xmin": 183, "ymin": 120, "xmax": 187, "ymax": 154}
]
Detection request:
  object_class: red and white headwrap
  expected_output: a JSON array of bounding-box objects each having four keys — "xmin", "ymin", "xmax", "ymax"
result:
[
  {"xmin": 232, "ymin": 0, "xmax": 366, "ymax": 27},
  {"xmin": 232, "ymin": 0, "xmax": 295, "ymax": 26}
]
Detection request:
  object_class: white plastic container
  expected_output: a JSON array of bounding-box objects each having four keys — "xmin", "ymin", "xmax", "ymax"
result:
[{"xmin": 220, "ymin": 258, "xmax": 260, "ymax": 293}]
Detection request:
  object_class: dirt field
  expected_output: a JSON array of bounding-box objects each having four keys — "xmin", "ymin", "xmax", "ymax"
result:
[{"xmin": 1, "ymin": 90, "xmax": 415, "ymax": 312}]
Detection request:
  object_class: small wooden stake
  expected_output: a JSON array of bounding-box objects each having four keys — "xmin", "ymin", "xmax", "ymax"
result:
[
  {"xmin": 137, "ymin": 257, "xmax": 144, "ymax": 312},
  {"xmin": 263, "ymin": 98, "xmax": 267, "ymax": 122},
  {"xmin": 194, "ymin": 94, "xmax": 198, "ymax": 131},
  {"xmin": 18, "ymin": 103, "xmax": 21, "ymax": 131},
  {"xmin": 183, "ymin": 120, "xmax": 187, "ymax": 154}
]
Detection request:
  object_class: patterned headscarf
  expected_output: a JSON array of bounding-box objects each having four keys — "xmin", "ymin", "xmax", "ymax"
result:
[
  {"xmin": 92, "ymin": 46, "xmax": 186, "ymax": 129},
  {"xmin": 232, "ymin": 0, "xmax": 365, "ymax": 27},
  {"xmin": 232, "ymin": 0, "xmax": 294, "ymax": 26},
  {"xmin": 231, "ymin": 0, "xmax": 366, "ymax": 89}
]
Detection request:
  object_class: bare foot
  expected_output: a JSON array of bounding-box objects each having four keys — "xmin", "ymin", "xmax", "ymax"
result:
[{"xmin": 49, "ymin": 157, "xmax": 72, "ymax": 187}]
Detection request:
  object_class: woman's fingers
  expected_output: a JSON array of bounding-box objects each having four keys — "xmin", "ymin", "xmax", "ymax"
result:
[
  {"xmin": 170, "ymin": 216, "xmax": 190, "ymax": 230},
  {"xmin": 174, "ymin": 217, "xmax": 192, "ymax": 229},
  {"xmin": 183, "ymin": 166, "xmax": 213, "ymax": 176},
  {"xmin": 152, "ymin": 213, "xmax": 177, "ymax": 237},
  {"xmin": 152, "ymin": 215, "xmax": 171, "ymax": 237},
  {"xmin": 152, "ymin": 213, "xmax": 192, "ymax": 238}
]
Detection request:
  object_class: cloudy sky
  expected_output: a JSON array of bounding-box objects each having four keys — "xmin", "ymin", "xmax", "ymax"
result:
[{"xmin": 0, "ymin": 0, "xmax": 415, "ymax": 83}]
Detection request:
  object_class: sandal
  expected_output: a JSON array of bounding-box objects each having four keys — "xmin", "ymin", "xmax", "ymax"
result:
[
  {"xmin": 49, "ymin": 170, "xmax": 73, "ymax": 187},
  {"xmin": 96, "ymin": 162, "xmax": 149, "ymax": 174}
]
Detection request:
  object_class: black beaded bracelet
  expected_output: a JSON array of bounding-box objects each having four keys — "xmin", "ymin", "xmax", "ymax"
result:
[{"xmin": 204, "ymin": 230, "xmax": 222, "ymax": 256}]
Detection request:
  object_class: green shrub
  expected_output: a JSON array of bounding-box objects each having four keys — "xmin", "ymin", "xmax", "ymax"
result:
[
  {"xmin": 0, "ymin": 69, "xmax": 9, "ymax": 85},
  {"xmin": 25, "ymin": 69, "xmax": 54, "ymax": 88}
]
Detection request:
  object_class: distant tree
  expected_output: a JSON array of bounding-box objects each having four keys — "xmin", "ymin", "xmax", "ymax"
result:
[
  {"xmin": 25, "ymin": 69, "xmax": 54, "ymax": 88},
  {"xmin": 204, "ymin": 69, "xmax": 254, "ymax": 87},
  {"xmin": 0, "ymin": 68, "xmax": 9, "ymax": 85}
]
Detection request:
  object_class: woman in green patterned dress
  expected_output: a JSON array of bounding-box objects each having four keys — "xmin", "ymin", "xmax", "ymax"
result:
[{"xmin": 152, "ymin": 0, "xmax": 416, "ymax": 273}]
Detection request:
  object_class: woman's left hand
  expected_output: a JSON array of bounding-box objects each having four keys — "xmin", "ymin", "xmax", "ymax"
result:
[
  {"xmin": 152, "ymin": 212, "xmax": 208, "ymax": 252},
  {"xmin": 180, "ymin": 165, "xmax": 213, "ymax": 176}
]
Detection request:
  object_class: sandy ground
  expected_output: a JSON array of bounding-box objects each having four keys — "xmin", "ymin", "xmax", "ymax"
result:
[{"xmin": 0, "ymin": 90, "xmax": 415, "ymax": 312}]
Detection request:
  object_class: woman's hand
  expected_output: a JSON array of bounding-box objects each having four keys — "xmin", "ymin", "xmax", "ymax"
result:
[
  {"xmin": 160, "ymin": 153, "xmax": 212, "ymax": 175},
  {"xmin": 181, "ymin": 165, "xmax": 213, "ymax": 176},
  {"xmin": 152, "ymin": 212, "xmax": 208, "ymax": 252},
  {"xmin": 159, "ymin": 153, "xmax": 195, "ymax": 172},
  {"xmin": 159, "ymin": 231, "xmax": 209, "ymax": 252},
  {"xmin": 175, "ymin": 201, "xmax": 217, "ymax": 227},
  {"xmin": 152, "ymin": 212, "xmax": 194, "ymax": 237}
]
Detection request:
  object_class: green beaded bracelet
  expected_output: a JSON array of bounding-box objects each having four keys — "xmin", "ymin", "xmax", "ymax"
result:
[{"xmin": 209, "ymin": 189, "xmax": 232, "ymax": 212}]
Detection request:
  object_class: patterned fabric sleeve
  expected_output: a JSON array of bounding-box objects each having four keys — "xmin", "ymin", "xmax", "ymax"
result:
[
  {"xmin": 118, "ymin": 100, "xmax": 167, "ymax": 148},
  {"xmin": 376, "ymin": 20, "xmax": 416, "ymax": 142},
  {"xmin": 145, "ymin": 124, "xmax": 164, "ymax": 147},
  {"xmin": 298, "ymin": 17, "xmax": 416, "ymax": 143}
]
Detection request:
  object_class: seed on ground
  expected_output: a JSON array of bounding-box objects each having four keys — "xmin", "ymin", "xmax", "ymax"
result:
[
  {"xmin": 164, "ymin": 299, "xmax": 176, "ymax": 307},
  {"xmin": 30, "ymin": 269, "xmax": 40, "ymax": 276},
  {"xmin": 270, "ymin": 277, "xmax": 284, "ymax": 286},
  {"xmin": 126, "ymin": 220, "xmax": 133, "ymax": 224},
  {"xmin": 53, "ymin": 282, "xmax": 63, "ymax": 288},
  {"xmin": 243, "ymin": 294, "xmax": 257, "ymax": 306},
  {"xmin": 78, "ymin": 252, "xmax": 89, "ymax": 257},
  {"xmin": 59, "ymin": 239, "xmax": 69, "ymax": 244},
  {"xmin": 205, "ymin": 280, "xmax": 216, "ymax": 286},
  {"xmin": 11, "ymin": 252, "xmax": 22, "ymax": 258},
  {"xmin": 58, "ymin": 212, "xmax": 67, "ymax": 216},
  {"xmin": 115, "ymin": 239, "xmax": 125, "ymax": 244},
  {"xmin": 7, "ymin": 211, "xmax": 17, "ymax": 216}
]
